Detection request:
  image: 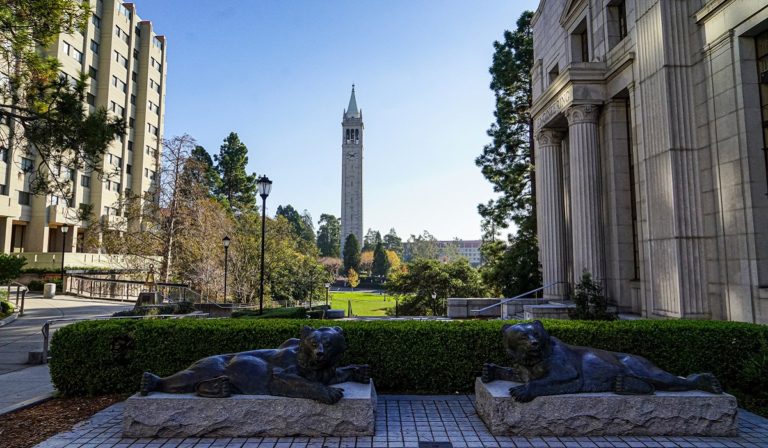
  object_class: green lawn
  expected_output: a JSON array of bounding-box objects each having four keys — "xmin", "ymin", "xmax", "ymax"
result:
[{"xmin": 324, "ymin": 290, "xmax": 395, "ymax": 316}]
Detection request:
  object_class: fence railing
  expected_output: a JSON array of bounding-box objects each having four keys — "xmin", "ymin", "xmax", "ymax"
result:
[
  {"xmin": 3, "ymin": 282, "xmax": 28, "ymax": 316},
  {"xmin": 470, "ymin": 281, "xmax": 570, "ymax": 316}
]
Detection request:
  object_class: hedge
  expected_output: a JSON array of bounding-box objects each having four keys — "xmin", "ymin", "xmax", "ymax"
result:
[{"xmin": 49, "ymin": 319, "xmax": 768, "ymax": 415}]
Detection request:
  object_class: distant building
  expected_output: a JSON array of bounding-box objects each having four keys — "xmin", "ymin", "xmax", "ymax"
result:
[
  {"xmin": 402, "ymin": 239, "xmax": 484, "ymax": 267},
  {"xmin": 340, "ymin": 85, "xmax": 364, "ymax": 253},
  {"xmin": 532, "ymin": 0, "xmax": 768, "ymax": 323},
  {"xmin": 0, "ymin": 0, "xmax": 166, "ymax": 255}
]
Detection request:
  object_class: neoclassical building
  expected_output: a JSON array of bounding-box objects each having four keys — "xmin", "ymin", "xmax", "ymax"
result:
[{"xmin": 532, "ymin": 0, "xmax": 768, "ymax": 323}]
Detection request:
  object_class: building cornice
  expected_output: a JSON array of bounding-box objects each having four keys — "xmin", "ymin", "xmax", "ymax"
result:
[
  {"xmin": 560, "ymin": 0, "xmax": 588, "ymax": 27},
  {"xmin": 694, "ymin": 0, "xmax": 735, "ymax": 24},
  {"xmin": 531, "ymin": 62, "xmax": 607, "ymax": 129},
  {"xmin": 531, "ymin": 0, "xmax": 545, "ymax": 27}
]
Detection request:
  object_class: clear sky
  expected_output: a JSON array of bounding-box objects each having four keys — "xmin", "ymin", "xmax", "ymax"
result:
[{"xmin": 136, "ymin": 0, "xmax": 538, "ymax": 241}]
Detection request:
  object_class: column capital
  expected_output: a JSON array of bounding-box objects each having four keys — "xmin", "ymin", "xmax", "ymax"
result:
[
  {"xmin": 566, "ymin": 104, "xmax": 599, "ymax": 125},
  {"xmin": 535, "ymin": 129, "xmax": 565, "ymax": 146}
]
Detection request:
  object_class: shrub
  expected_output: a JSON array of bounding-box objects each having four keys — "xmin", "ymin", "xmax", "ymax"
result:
[
  {"xmin": 0, "ymin": 298, "xmax": 15, "ymax": 317},
  {"xmin": 27, "ymin": 280, "xmax": 45, "ymax": 292},
  {"xmin": 568, "ymin": 272, "xmax": 616, "ymax": 320},
  {"xmin": 49, "ymin": 319, "xmax": 768, "ymax": 416},
  {"xmin": 232, "ymin": 307, "xmax": 307, "ymax": 319},
  {"xmin": 0, "ymin": 254, "xmax": 26, "ymax": 284},
  {"xmin": 112, "ymin": 301, "xmax": 195, "ymax": 317}
]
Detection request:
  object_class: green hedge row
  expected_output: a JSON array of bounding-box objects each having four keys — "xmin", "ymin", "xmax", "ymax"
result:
[{"xmin": 49, "ymin": 319, "xmax": 768, "ymax": 414}]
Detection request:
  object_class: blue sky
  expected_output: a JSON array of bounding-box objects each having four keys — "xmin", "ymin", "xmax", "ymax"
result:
[{"xmin": 137, "ymin": 0, "xmax": 538, "ymax": 241}]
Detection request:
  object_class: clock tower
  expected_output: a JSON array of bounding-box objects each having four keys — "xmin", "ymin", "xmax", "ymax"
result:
[{"xmin": 341, "ymin": 85, "xmax": 364, "ymax": 254}]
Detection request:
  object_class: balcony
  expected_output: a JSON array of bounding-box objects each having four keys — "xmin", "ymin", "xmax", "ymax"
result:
[
  {"xmin": 47, "ymin": 204, "xmax": 78, "ymax": 225},
  {"xmin": 0, "ymin": 194, "xmax": 21, "ymax": 217}
]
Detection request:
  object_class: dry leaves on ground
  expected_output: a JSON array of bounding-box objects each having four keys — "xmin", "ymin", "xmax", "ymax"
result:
[{"xmin": 0, "ymin": 395, "xmax": 127, "ymax": 448}]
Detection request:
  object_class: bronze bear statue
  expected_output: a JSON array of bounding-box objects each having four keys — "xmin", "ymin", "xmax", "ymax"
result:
[
  {"xmin": 482, "ymin": 320, "xmax": 722, "ymax": 402},
  {"xmin": 140, "ymin": 326, "xmax": 369, "ymax": 404}
]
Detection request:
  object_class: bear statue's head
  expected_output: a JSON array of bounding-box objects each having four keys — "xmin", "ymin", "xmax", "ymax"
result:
[
  {"xmin": 501, "ymin": 320, "xmax": 551, "ymax": 366},
  {"xmin": 297, "ymin": 326, "xmax": 348, "ymax": 370}
]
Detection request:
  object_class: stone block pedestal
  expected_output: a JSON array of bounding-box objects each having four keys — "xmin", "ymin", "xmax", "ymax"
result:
[
  {"xmin": 123, "ymin": 381, "xmax": 376, "ymax": 438},
  {"xmin": 475, "ymin": 378, "xmax": 738, "ymax": 436}
]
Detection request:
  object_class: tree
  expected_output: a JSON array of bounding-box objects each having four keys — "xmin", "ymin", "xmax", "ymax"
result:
[
  {"xmin": 0, "ymin": 254, "xmax": 26, "ymax": 284},
  {"xmin": 387, "ymin": 258, "xmax": 486, "ymax": 316},
  {"xmin": 316, "ymin": 214, "xmax": 341, "ymax": 257},
  {"xmin": 359, "ymin": 250, "xmax": 373, "ymax": 274},
  {"xmin": 0, "ymin": 1, "xmax": 125, "ymax": 202},
  {"xmin": 214, "ymin": 132, "xmax": 257, "ymax": 213},
  {"xmin": 386, "ymin": 250, "xmax": 402, "ymax": 274},
  {"xmin": 319, "ymin": 256, "xmax": 342, "ymax": 278},
  {"xmin": 342, "ymin": 233, "xmax": 360, "ymax": 272},
  {"xmin": 362, "ymin": 229, "xmax": 382, "ymax": 252},
  {"xmin": 372, "ymin": 242, "xmax": 391, "ymax": 279},
  {"xmin": 475, "ymin": 10, "xmax": 535, "ymax": 236},
  {"xmin": 182, "ymin": 145, "xmax": 220, "ymax": 198},
  {"xmin": 347, "ymin": 268, "xmax": 360, "ymax": 289},
  {"xmin": 276, "ymin": 205, "xmax": 315, "ymax": 250},
  {"xmin": 383, "ymin": 228, "xmax": 403, "ymax": 256},
  {"xmin": 479, "ymin": 222, "xmax": 541, "ymax": 297},
  {"xmin": 475, "ymin": 11, "xmax": 541, "ymax": 296},
  {"xmin": 406, "ymin": 231, "xmax": 440, "ymax": 261}
]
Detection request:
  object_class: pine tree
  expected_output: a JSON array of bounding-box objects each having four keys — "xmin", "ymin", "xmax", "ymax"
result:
[
  {"xmin": 372, "ymin": 241, "xmax": 391, "ymax": 279},
  {"xmin": 343, "ymin": 234, "xmax": 361, "ymax": 272},
  {"xmin": 214, "ymin": 132, "xmax": 257, "ymax": 213},
  {"xmin": 316, "ymin": 214, "xmax": 341, "ymax": 257}
]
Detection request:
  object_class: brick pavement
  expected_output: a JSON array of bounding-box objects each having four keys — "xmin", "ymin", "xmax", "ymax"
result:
[{"xmin": 35, "ymin": 395, "xmax": 768, "ymax": 448}]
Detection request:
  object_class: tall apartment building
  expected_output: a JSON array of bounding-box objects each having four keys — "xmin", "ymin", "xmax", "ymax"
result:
[{"xmin": 0, "ymin": 0, "xmax": 166, "ymax": 255}]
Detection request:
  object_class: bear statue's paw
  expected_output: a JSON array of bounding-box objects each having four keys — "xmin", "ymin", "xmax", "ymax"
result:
[
  {"xmin": 508, "ymin": 384, "xmax": 534, "ymax": 402},
  {"xmin": 196, "ymin": 375, "xmax": 232, "ymax": 398},
  {"xmin": 318, "ymin": 386, "xmax": 344, "ymax": 404},
  {"xmin": 482, "ymin": 363, "xmax": 498, "ymax": 383},
  {"xmin": 140, "ymin": 372, "xmax": 160, "ymax": 396},
  {"xmin": 688, "ymin": 373, "xmax": 723, "ymax": 394},
  {"xmin": 352, "ymin": 365, "xmax": 371, "ymax": 384}
]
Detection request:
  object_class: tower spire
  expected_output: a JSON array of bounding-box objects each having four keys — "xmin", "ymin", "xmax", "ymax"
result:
[{"xmin": 345, "ymin": 84, "xmax": 359, "ymax": 119}]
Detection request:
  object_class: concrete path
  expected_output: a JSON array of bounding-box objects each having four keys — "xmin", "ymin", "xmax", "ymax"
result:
[{"xmin": 0, "ymin": 294, "xmax": 132, "ymax": 414}]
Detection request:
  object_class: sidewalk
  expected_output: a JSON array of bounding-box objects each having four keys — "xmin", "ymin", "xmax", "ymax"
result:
[
  {"xmin": 0, "ymin": 294, "xmax": 133, "ymax": 414},
  {"xmin": 34, "ymin": 395, "xmax": 768, "ymax": 448}
]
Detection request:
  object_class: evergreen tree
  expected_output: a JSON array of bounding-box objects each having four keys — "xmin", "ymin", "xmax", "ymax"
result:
[
  {"xmin": 475, "ymin": 11, "xmax": 542, "ymax": 296},
  {"xmin": 276, "ymin": 205, "xmax": 316, "ymax": 248},
  {"xmin": 343, "ymin": 233, "xmax": 361, "ymax": 272},
  {"xmin": 362, "ymin": 228, "xmax": 382, "ymax": 251},
  {"xmin": 475, "ymin": 11, "xmax": 535, "ymax": 235},
  {"xmin": 316, "ymin": 214, "xmax": 341, "ymax": 257},
  {"xmin": 372, "ymin": 241, "xmax": 391, "ymax": 279},
  {"xmin": 188, "ymin": 145, "xmax": 220, "ymax": 196},
  {"xmin": 214, "ymin": 132, "xmax": 257, "ymax": 213},
  {"xmin": 383, "ymin": 228, "xmax": 403, "ymax": 256}
]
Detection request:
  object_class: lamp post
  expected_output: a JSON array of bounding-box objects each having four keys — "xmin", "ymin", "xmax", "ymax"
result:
[
  {"xmin": 324, "ymin": 282, "xmax": 331, "ymax": 307},
  {"xmin": 257, "ymin": 175, "xmax": 273, "ymax": 315},
  {"xmin": 222, "ymin": 236, "xmax": 230, "ymax": 302},
  {"xmin": 60, "ymin": 224, "xmax": 69, "ymax": 293}
]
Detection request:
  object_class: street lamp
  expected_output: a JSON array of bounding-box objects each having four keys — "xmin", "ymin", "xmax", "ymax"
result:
[
  {"xmin": 257, "ymin": 175, "xmax": 273, "ymax": 314},
  {"xmin": 324, "ymin": 282, "xmax": 331, "ymax": 307},
  {"xmin": 222, "ymin": 236, "xmax": 230, "ymax": 302},
  {"xmin": 60, "ymin": 224, "xmax": 69, "ymax": 293}
]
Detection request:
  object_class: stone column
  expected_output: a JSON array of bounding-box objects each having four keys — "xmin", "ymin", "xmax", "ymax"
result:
[
  {"xmin": 535, "ymin": 129, "xmax": 568, "ymax": 298},
  {"xmin": 0, "ymin": 217, "xmax": 12, "ymax": 253},
  {"xmin": 566, "ymin": 104, "xmax": 605, "ymax": 284}
]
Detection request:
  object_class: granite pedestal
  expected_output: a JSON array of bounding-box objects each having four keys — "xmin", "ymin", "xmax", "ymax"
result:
[
  {"xmin": 475, "ymin": 378, "xmax": 738, "ymax": 437},
  {"xmin": 123, "ymin": 381, "xmax": 376, "ymax": 438}
]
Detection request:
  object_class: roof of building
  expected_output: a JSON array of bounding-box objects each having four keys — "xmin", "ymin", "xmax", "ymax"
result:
[{"xmin": 344, "ymin": 84, "xmax": 360, "ymax": 119}]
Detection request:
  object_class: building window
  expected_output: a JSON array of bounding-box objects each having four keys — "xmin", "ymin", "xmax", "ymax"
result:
[
  {"xmin": 90, "ymin": 39, "xmax": 99, "ymax": 54},
  {"xmin": 81, "ymin": 175, "xmax": 91, "ymax": 188},
  {"xmin": 757, "ymin": 30, "xmax": 768, "ymax": 194},
  {"xmin": 118, "ymin": 4, "xmax": 132, "ymax": 19},
  {"xmin": 571, "ymin": 20, "xmax": 589, "ymax": 63},
  {"xmin": 130, "ymin": 94, "xmax": 136, "ymax": 105},
  {"xmin": 86, "ymin": 93, "xmax": 95, "ymax": 106},
  {"xmin": 132, "ymin": 71, "xmax": 138, "ymax": 82},
  {"xmin": 548, "ymin": 64, "xmax": 560, "ymax": 84},
  {"xmin": 607, "ymin": 0, "xmax": 628, "ymax": 49},
  {"xmin": 128, "ymin": 141, "xmax": 134, "ymax": 151},
  {"xmin": 114, "ymin": 50, "xmax": 128, "ymax": 68},
  {"xmin": 149, "ymin": 101, "xmax": 159, "ymax": 114},
  {"xmin": 62, "ymin": 41, "xmax": 71, "ymax": 56},
  {"xmin": 20, "ymin": 157, "xmax": 34, "ymax": 173},
  {"xmin": 129, "ymin": 117, "xmax": 135, "ymax": 127},
  {"xmin": 0, "ymin": 147, "xmax": 7, "ymax": 162},
  {"xmin": 18, "ymin": 191, "xmax": 30, "ymax": 206},
  {"xmin": 112, "ymin": 75, "xmax": 127, "ymax": 93},
  {"xmin": 92, "ymin": 14, "xmax": 101, "ymax": 28},
  {"xmin": 72, "ymin": 48, "xmax": 83, "ymax": 63},
  {"xmin": 89, "ymin": 66, "xmax": 98, "ymax": 79},
  {"xmin": 126, "ymin": 164, "xmax": 132, "ymax": 174},
  {"xmin": 150, "ymin": 78, "xmax": 161, "ymax": 93}
]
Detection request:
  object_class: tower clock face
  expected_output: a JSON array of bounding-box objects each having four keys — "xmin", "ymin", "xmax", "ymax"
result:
[{"xmin": 345, "ymin": 151, "xmax": 356, "ymax": 160}]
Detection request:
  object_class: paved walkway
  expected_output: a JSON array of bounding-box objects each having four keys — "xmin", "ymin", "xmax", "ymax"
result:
[
  {"xmin": 0, "ymin": 294, "xmax": 132, "ymax": 414},
  {"xmin": 35, "ymin": 395, "xmax": 768, "ymax": 448}
]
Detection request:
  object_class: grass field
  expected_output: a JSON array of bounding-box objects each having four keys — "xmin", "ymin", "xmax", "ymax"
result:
[{"xmin": 326, "ymin": 290, "xmax": 395, "ymax": 316}]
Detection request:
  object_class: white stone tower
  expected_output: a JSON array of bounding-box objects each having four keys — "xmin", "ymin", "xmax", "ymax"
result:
[{"xmin": 341, "ymin": 85, "xmax": 364, "ymax": 253}]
